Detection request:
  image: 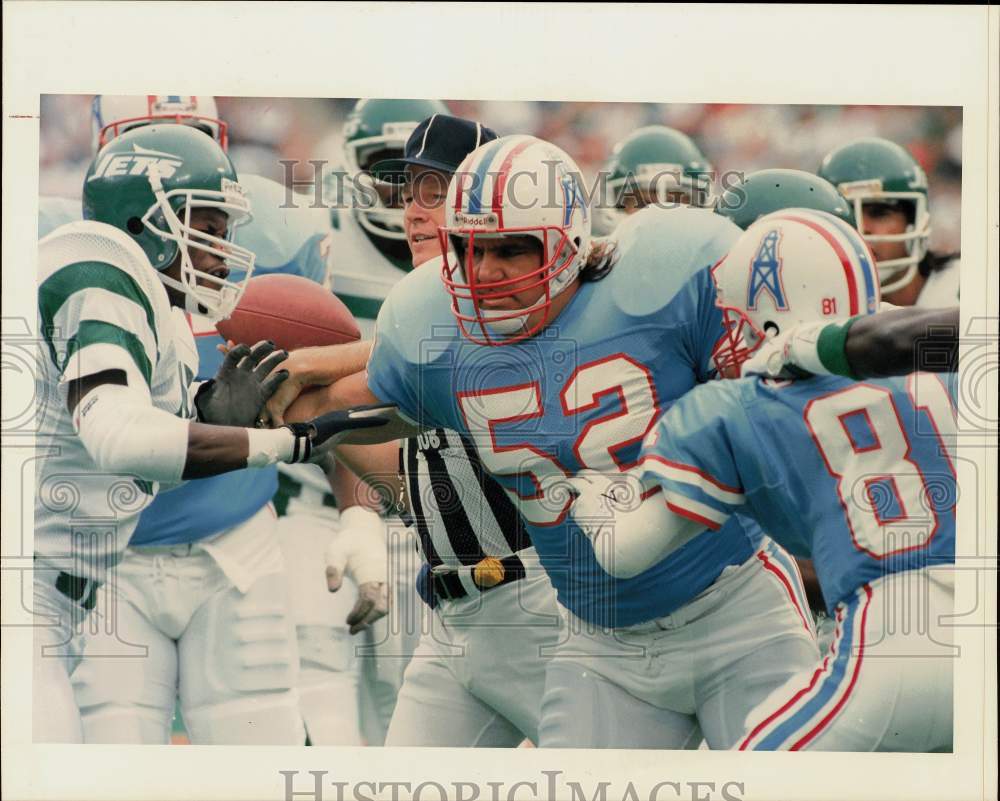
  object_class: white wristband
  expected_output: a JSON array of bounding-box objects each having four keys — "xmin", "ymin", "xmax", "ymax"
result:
[{"xmin": 246, "ymin": 427, "xmax": 297, "ymax": 468}]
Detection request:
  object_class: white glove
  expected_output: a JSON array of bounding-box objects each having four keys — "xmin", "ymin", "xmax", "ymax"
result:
[
  {"xmin": 568, "ymin": 470, "xmax": 655, "ymax": 579},
  {"xmin": 325, "ymin": 506, "xmax": 389, "ymax": 634},
  {"xmin": 739, "ymin": 322, "xmax": 828, "ymax": 379},
  {"xmin": 567, "ymin": 469, "xmax": 641, "ymax": 533},
  {"xmin": 568, "ymin": 469, "xmax": 705, "ymax": 579}
]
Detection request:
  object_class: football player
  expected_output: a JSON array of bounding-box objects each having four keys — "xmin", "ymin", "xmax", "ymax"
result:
[
  {"xmin": 819, "ymin": 137, "xmax": 959, "ymax": 308},
  {"xmin": 273, "ymin": 135, "xmax": 821, "ymax": 749},
  {"xmin": 34, "ymin": 124, "xmax": 366, "ymax": 743},
  {"xmin": 714, "ymin": 167, "xmax": 862, "ymax": 618},
  {"xmin": 592, "ymin": 125, "xmax": 715, "ymax": 236},
  {"xmin": 63, "ymin": 96, "xmax": 386, "ymax": 747},
  {"xmin": 573, "ymin": 209, "xmax": 956, "ymax": 750}
]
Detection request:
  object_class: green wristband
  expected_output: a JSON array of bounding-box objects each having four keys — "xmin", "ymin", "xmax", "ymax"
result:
[{"xmin": 816, "ymin": 316, "xmax": 861, "ymax": 379}]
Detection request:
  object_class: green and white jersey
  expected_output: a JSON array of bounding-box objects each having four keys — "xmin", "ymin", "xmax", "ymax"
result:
[
  {"xmin": 324, "ymin": 175, "xmax": 412, "ymax": 339},
  {"xmin": 35, "ymin": 220, "xmax": 197, "ymax": 581}
]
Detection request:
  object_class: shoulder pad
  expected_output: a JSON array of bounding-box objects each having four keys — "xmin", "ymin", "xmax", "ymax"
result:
[
  {"xmin": 608, "ymin": 207, "xmax": 740, "ymax": 317},
  {"xmin": 376, "ymin": 255, "xmax": 455, "ymax": 365},
  {"xmin": 38, "ymin": 220, "xmax": 157, "ymax": 285}
]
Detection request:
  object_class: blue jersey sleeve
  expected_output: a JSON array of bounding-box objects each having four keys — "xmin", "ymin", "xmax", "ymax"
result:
[{"xmin": 639, "ymin": 381, "xmax": 749, "ymax": 531}]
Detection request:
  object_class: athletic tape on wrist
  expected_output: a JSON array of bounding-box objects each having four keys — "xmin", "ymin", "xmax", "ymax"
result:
[
  {"xmin": 335, "ymin": 505, "xmax": 387, "ymax": 586},
  {"xmin": 246, "ymin": 427, "xmax": 299, "ymax": 468},
  {"xmin": 816, "ymin": 316, "xmax": 861, "ymax": 379}
]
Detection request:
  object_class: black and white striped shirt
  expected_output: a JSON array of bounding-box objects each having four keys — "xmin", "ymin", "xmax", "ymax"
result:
[{"xmin": 400, "ymin": 428, "xmax": 536, "ymax": 570}]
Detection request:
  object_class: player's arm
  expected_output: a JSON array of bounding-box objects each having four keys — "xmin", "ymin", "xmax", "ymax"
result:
[
  {"xmin": 331, "ymin": 440, "xmax": 407, "ymax": 513},
  {"xmin": 575, "ymin": 385, "xmax": 754, "ymax": 578},
  {"xmin": 844, "ymin": 306, "xmax": 958, "ymax": 378},
  {"xmin": 281, "ymin": 370, "xmax": 421, "ymax": 443},
  {"xmin": 66, "ymin": 370, "xmax": 389, "ymax": 482},
  {"xmin": 265, "ymin": 340, "xmax": 374, "ymax": 424},
  {"xmin": 273, "ymin": 276, "xmax": 437, "ymax": 443},
  {"xmin": 742, "ymin": 306, "xmax": 959, "ymax": 380}
]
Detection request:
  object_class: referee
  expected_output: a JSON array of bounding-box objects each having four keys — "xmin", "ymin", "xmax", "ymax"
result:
[{"xmin": 368, "ymin": 115, "xmax": 563, "ymax": 747}]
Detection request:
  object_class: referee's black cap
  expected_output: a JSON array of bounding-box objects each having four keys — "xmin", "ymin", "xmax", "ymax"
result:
[{"xmin": 370, "ymin": 114, "xmax": 498, "ymax": 183}]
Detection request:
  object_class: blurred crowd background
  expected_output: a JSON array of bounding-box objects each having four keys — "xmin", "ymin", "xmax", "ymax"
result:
[{"xmin": 40, "ymin": 96, "xmax": 963, "ymax": 253}]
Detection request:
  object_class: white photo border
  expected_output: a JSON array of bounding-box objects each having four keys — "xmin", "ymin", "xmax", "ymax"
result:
[{"xmin": 3, "ymin": 4, "xmax": 997, "ymax": 801}]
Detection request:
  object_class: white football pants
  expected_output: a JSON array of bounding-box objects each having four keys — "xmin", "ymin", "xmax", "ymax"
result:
[
  {"xmin": 736, "ymin": 567, "xmax": 954, "ymax": 752},
  {"xmin": 71, "ymin": 504, "xmax": 305, "ymax": 745},
  {"xmin": 538, "ymin": 539, "xmax": 821, "ymax": 749},
  {"xmin": 275, "ymin": 495, "xmax": 362, "ymax": 746},
  {"xmin": 385, "ymin": 568, "xmax": 561, "ymax": 747},
  {"xmin": 32, "ymin": 568, "xmax": 90, "ymax": 743}
]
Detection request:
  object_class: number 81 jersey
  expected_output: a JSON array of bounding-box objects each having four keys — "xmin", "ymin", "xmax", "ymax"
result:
[
  {"xmin": 369, "ymin": 207, "xmax": 765, "ymax": 627},
  {"xmin": 640, "ymin": 372, "xmax": 958, "ymax": 615}
]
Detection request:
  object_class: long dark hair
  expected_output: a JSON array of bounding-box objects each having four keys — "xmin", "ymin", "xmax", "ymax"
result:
[
  {"xmin": 578, "ymin": 237, "xmax": 618, "ymax": 283},
  {"xmin": 920, "ymin": 249, "xmax": 959, "ymax": 278}
]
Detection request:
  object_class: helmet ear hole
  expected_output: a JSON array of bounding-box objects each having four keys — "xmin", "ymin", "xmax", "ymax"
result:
[
  {"xmin": 763, "ymin": 321, "xmax": 780, "ymax": 338},
  {"xmin": 126, "ymin": 217, "xmax": 144, "ymax": 235}
]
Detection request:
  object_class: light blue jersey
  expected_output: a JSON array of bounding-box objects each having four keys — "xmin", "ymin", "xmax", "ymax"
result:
[
  {"xmin": 132, "ymin": 175, "xmax": 334, "ymax": 545},
  {"xmin": 368, "ymin": 207, "xmax": 766, "ymax": 627},
  {"xmin": 640, "ymin": 372, "xmax": 958, "ymax": 614}
]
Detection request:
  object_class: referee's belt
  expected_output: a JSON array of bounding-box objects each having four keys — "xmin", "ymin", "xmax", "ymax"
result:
[
  {"xmin": 55, "ymin": 572, "xmax": 99, "ymax": 611},
  {"xmin": 431, "ymin": 554, "xmax": 527, "ymax": 602}
]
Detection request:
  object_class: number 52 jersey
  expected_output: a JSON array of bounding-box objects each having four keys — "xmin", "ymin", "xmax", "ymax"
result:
[
  {"xmin": 368, "ymin": 207, "xmax": 767, "ymax": 628},
  {"xmin": 640, "ymin": 372, "xmax": 958, "ymax": 615}
]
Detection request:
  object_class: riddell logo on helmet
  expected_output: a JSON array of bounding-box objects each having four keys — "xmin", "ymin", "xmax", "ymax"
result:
[
  {"xmin": 453, "ymin": 212, "xmax": 499, "ymax": 229},
  {"xmin": 87, "ymin": 144, "xmax": 183, "ymax": 182}
]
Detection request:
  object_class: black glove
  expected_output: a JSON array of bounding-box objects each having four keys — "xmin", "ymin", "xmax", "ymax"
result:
[
  {"xmin": 194, "ymin": 340, "xmax": 289, "ymax": 427},
  {"xmin": 282, "ymin": 404, "xmax": 396, "ymax": 463}
]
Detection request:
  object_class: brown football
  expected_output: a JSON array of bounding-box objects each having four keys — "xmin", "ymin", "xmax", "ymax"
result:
[{"xmin": 216, "ymin": 274, "xmax": 361, "ymax": 351}]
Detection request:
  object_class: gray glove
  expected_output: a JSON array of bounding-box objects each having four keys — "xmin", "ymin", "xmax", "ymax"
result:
[{"xmin": 195, "ymin": 340, "xmax": 290, "ymax": 427}]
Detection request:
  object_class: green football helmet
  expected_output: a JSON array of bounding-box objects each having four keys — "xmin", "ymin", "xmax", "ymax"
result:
[
  {"xmin": 343, "ymin": 98, "xmax": 450, "ymax": 242},
  {"xmin": 716, "ymin": 168, "xmax": 855, "ymax": 231},
  {"xmin": 82, "ymin": 124, "xmax": 255, "ymax": 321},
  {"xmin": 818, "ymin": 138, "xmax": 930, "ymax": 294},
  {"xmin": 595, "ymin": 125, "xmax": 714, "ymax": 235}
]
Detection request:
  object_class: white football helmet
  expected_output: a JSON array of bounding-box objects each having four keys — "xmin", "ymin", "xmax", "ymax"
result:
[
  {"xmin": 711, "ymin": 208, "xmax": 881, "ymax": 376},
  {"xmin": 92, "ymin": 95, "xmax": 227, "ymax": 154},
  {"xmin": 440, "ymin": 135, "xmax": 592, "ymax": 345}
]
